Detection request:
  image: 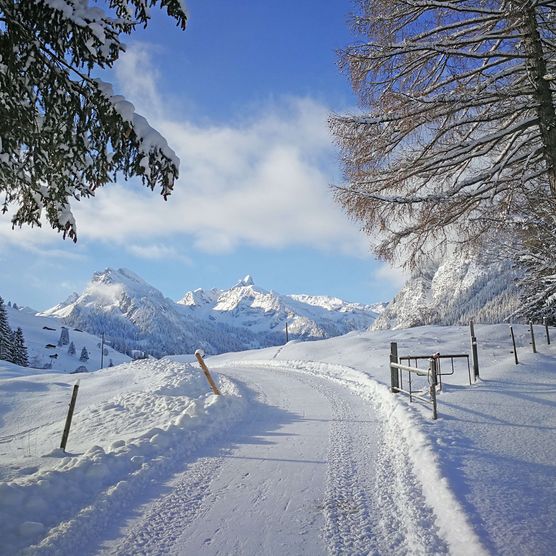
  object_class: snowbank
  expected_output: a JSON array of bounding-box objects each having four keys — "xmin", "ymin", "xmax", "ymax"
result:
[{"xmin": 0, "ymin": 359, "xmax": 245, "ymax": 554}]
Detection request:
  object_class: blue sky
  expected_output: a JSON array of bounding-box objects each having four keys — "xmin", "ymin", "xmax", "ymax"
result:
[{"xmin": 0, "ymin": 0, "xmax": 407, "ymax": 310}]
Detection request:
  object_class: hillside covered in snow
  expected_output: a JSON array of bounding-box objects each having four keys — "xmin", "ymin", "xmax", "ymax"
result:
[
  {"xmin": 373, "ymin": 250, "xmax": 521, "ymax": 330},
  {"xmin": 4, "ymin": 305, "xmax": 130, "ymax": 373},
  {"xmin": 42, "ymin": 269, "xmax": 383, "ymax": 356},
  {"xmin": 1, "ymin": 324, "xmax": 554, "ymax": 555}
]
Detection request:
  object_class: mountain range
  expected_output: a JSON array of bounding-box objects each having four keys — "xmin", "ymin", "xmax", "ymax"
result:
[{"xmin": 42, "ymin": 269, "xmax": 385, "ymax": 356}]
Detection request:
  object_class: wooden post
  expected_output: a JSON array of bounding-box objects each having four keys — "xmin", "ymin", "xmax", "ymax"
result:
[
  {"xmin": 470, "ymin": 320, "xmax": 480, "ymax": 380},
  {"xmin": 195, "ymin": 350, "xmax": 222, "ymax": 395},
  {"xmin": 429, "ymin": 358, "xmax": 438, "ymax": 420},
  {"xmin": 529, "ymin": 320, "xmax": 537, "ymax": 353},
  {"xmin": 60, "ymin": 381, "xmax": 80, "ymax": 452},
  {"xmin": 543, "ymin": 317, "xmax": 550, "ymax": 345},
  {"xmin": 285, "ymin": 321, "xmax": 289, "ymax": 344},
  {"xmin": 510, "ymin": 325, "xmax": 519, "ymax": 365},
  {"xmin": 100, "ymin": 332, "xmax": 104, "ymax": 369},
  {"xmin": 390, "ymin": 342, "xmax": 400, "ymax": 393}
]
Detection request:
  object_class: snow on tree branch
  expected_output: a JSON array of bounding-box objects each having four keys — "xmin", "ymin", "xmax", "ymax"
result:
[{"xmin": 0, "ymin": 0, "xmax": 187, "ymax": 241}]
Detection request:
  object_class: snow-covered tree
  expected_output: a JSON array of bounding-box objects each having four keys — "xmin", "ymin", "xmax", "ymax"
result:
[
  {"xmin": 67, "ymin": 341, "xmax": 76, "ymax": 356},
  {"xmin": 79, "ymin": 346, "xmax": 89, "ymax": 362},
  {"xmin": 510, "ymin": 198, "xmax": 556, "ymax": 321},
  {"xmin": 12, "ymin": 327, "xmax": 28, "ymax": 367},
  {"xmin": 331, "ymin": 1, "xmax": 556, "ymax": 265},
  {"xmin": 0, "ymin": 1, "xmax": 187, "ymax": 241},
  {"xmin": 0, "ymin": 296, "xmax": 14, "ymax": 361},
  {"xmin": 57, "ymin": 326, "xmax": 69, "ymax": 346}
]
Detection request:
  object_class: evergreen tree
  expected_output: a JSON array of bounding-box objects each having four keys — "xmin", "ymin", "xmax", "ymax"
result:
[
  {"xmin": 0, "ymin": 1, "xmax": 187, "ymax": 240},
  {"xmin": 0, "ymin": 296, "xmax": 14, "ymax": 361},
  {"xmin": 12, "ymin": 327, "xmax": 28, "ymax": 367},
  {"xmin": 79, "ymin": 346, "xmax": 89, "ymax": 362},
  {"xmin": 12, "ymin": 303, "xmax": 18, "ymax": 310},
  {"xmin": 57, "ymin": 327, "xmax": 70, "ymax": 346},
  {"xmin": 68, "ymin": 341, "xmax": 76, "ymax": 356}
]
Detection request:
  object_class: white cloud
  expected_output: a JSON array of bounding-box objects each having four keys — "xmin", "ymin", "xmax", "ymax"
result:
[
  {"xmin": 0, "ymin": 219, "xmax": 86, "ymax": 260},
  {"xmin": 2, "ymin": 43, "xmax": 370, "ymax": 261},
  {"xmin": 373, "ymin": 262, "xmax": 410, "ymax": 290},
  {"xmin": 127, "ymin": 243, "xmax": 192, "ymax": 263}
]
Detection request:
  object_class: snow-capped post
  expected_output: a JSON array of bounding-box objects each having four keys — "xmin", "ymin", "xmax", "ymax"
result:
[
  {"xmin": 529, "ymin": 321, "xmax": 537, "ymax": 353},
  {"xmin": 509, "ymin": 325, "xmax": 519, "ymax": 365},
  {"xmin": 469, "ymin": 321, "xmax": 480, "ymax": 381},
  {"xmin": 195, "ymin": 350, "xmax": 222, "ymax": 396},
  {"xmin": 543, "ymin": 317, "xmax": 550, "ymax": 345},
  {"xmin": 390, "ymin": 342, "xmax": 400, "ymax": 393},
  {"xmin": 60, "ymin": 380, "xmax": 80, "ymax": 452},
  {"xmin": 429, "ymin": 358, "xmax": 438, "ymax": 420}
]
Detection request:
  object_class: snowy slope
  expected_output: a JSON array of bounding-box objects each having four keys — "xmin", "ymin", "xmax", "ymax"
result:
[
  {"xmin": 0, "ymin": 359, "xmax": 244, "ymax": 554},
  {"xmin": 43, "ymin": 269, "xmax": 382, "ymax": 356},
  {"xmin": 1, "ymin": 324, "xmax": 554, "ymax": 555},
  {"xmin": 4, "ymin": 305, "xmax": 130, "ymax": 373},
  {"xmin": 373, "ymin": 251, "xmax": 520, "ymax": 330}
]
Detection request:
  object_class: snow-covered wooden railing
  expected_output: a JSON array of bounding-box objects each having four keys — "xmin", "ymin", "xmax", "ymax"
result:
[{"xmin": 389, "ymin": 342, "xmax": 438, "ymax": 420}]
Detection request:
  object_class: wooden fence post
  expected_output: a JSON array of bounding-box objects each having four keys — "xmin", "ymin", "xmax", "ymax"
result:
[
  {"xmin": 195, "ymin": 350, "xmax": 222, "ymax": 395},
  {"xmin": 390, "ymin": 342, "xmax": 400, "ymax": 393},
  {"xmin": 60, "ymin": 381, "xmax": 80, "ymax": 452},
  {"xmin": 543, "ymin": 317, "xmax": 550, "ymax": 345},
  {"xmin": 470, "ymin": 320, "xmax": 480, "ymax": 380},
  {"xmin": 510, "ymin": 325, "xmax": 519, "ymax": 365},
  {"xmin": 429, "ymin": 358, "xmax": 438, "ymax": 420},
  {"xmin": 529, "ymin": 320, "xmax": 537, "ymax": 353}
]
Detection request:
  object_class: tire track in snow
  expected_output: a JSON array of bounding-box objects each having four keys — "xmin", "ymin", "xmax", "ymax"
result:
[
  {"xmin": 109, "ymin": 360, "xmax": 453, "ymax": 555},
  {"xmin": 244, "ymin": 361, "xmax": 451, "ymax": 555},
  {"xmin": 287, "ymin": 371, "xmax": 380, "ymax": 555},
  {"xmin": 109, "ymin": 455, "xmax": 224, "ymax": 556}
]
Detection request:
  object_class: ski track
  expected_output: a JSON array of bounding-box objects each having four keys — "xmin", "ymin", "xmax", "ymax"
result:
[{"xmin": 91, "ymin": 362, "xmax": 453, "ymax": 555}]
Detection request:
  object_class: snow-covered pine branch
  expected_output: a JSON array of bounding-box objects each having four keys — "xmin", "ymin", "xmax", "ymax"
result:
[{"xmin": 0, "ymin": 0, "xmax": 187, "ymax": 240}]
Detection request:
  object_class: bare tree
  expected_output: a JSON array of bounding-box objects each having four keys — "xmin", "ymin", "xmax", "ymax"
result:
[{"xmin": 331, "ymin": 0, "xmax": 556, "ymax": 265}]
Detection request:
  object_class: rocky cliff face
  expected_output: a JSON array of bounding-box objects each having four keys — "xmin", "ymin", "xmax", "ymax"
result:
[{"xmin": 372, "ymin": 252, "xmax": 521, "ymax": 330}]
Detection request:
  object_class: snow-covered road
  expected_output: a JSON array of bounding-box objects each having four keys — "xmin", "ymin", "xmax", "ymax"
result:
[{"xmin": 98, "ymin": 364, "xmax": 453, "ymax": 556}]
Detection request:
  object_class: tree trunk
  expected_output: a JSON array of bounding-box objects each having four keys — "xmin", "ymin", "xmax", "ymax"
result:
[{"xmin": 523, "ymin": 5, "xmax": 556, "ymax": 196}]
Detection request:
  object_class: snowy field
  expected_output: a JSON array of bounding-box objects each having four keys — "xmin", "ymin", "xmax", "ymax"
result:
[{"xmin": 0, "ymin": 324, "xmax": 554, "ymax": 555}]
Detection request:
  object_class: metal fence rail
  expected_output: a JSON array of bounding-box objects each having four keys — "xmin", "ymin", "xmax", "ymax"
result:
[
  {"xmin": 389, "ymin": 343, "xmax": 438, "ymax": 420},
  {"xmin": 399, "ymin": 353, "xmax": 472, "ymax": 388}
]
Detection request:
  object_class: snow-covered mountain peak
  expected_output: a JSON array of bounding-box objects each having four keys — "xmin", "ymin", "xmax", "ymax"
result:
[
  {"xmin": 43, "ymin": 268, "xmax": 381, "ymax": 356},
  {"xmin": 234, "ymin": 275, "xmax": 255, "ymax": 288},
  {"xmin": 177, "ymin": 288, "xmax": 220, "ymax": 307},
  {"xmin": 93, "ymin": 267, "xmax": 150, "ymax": 289}
]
